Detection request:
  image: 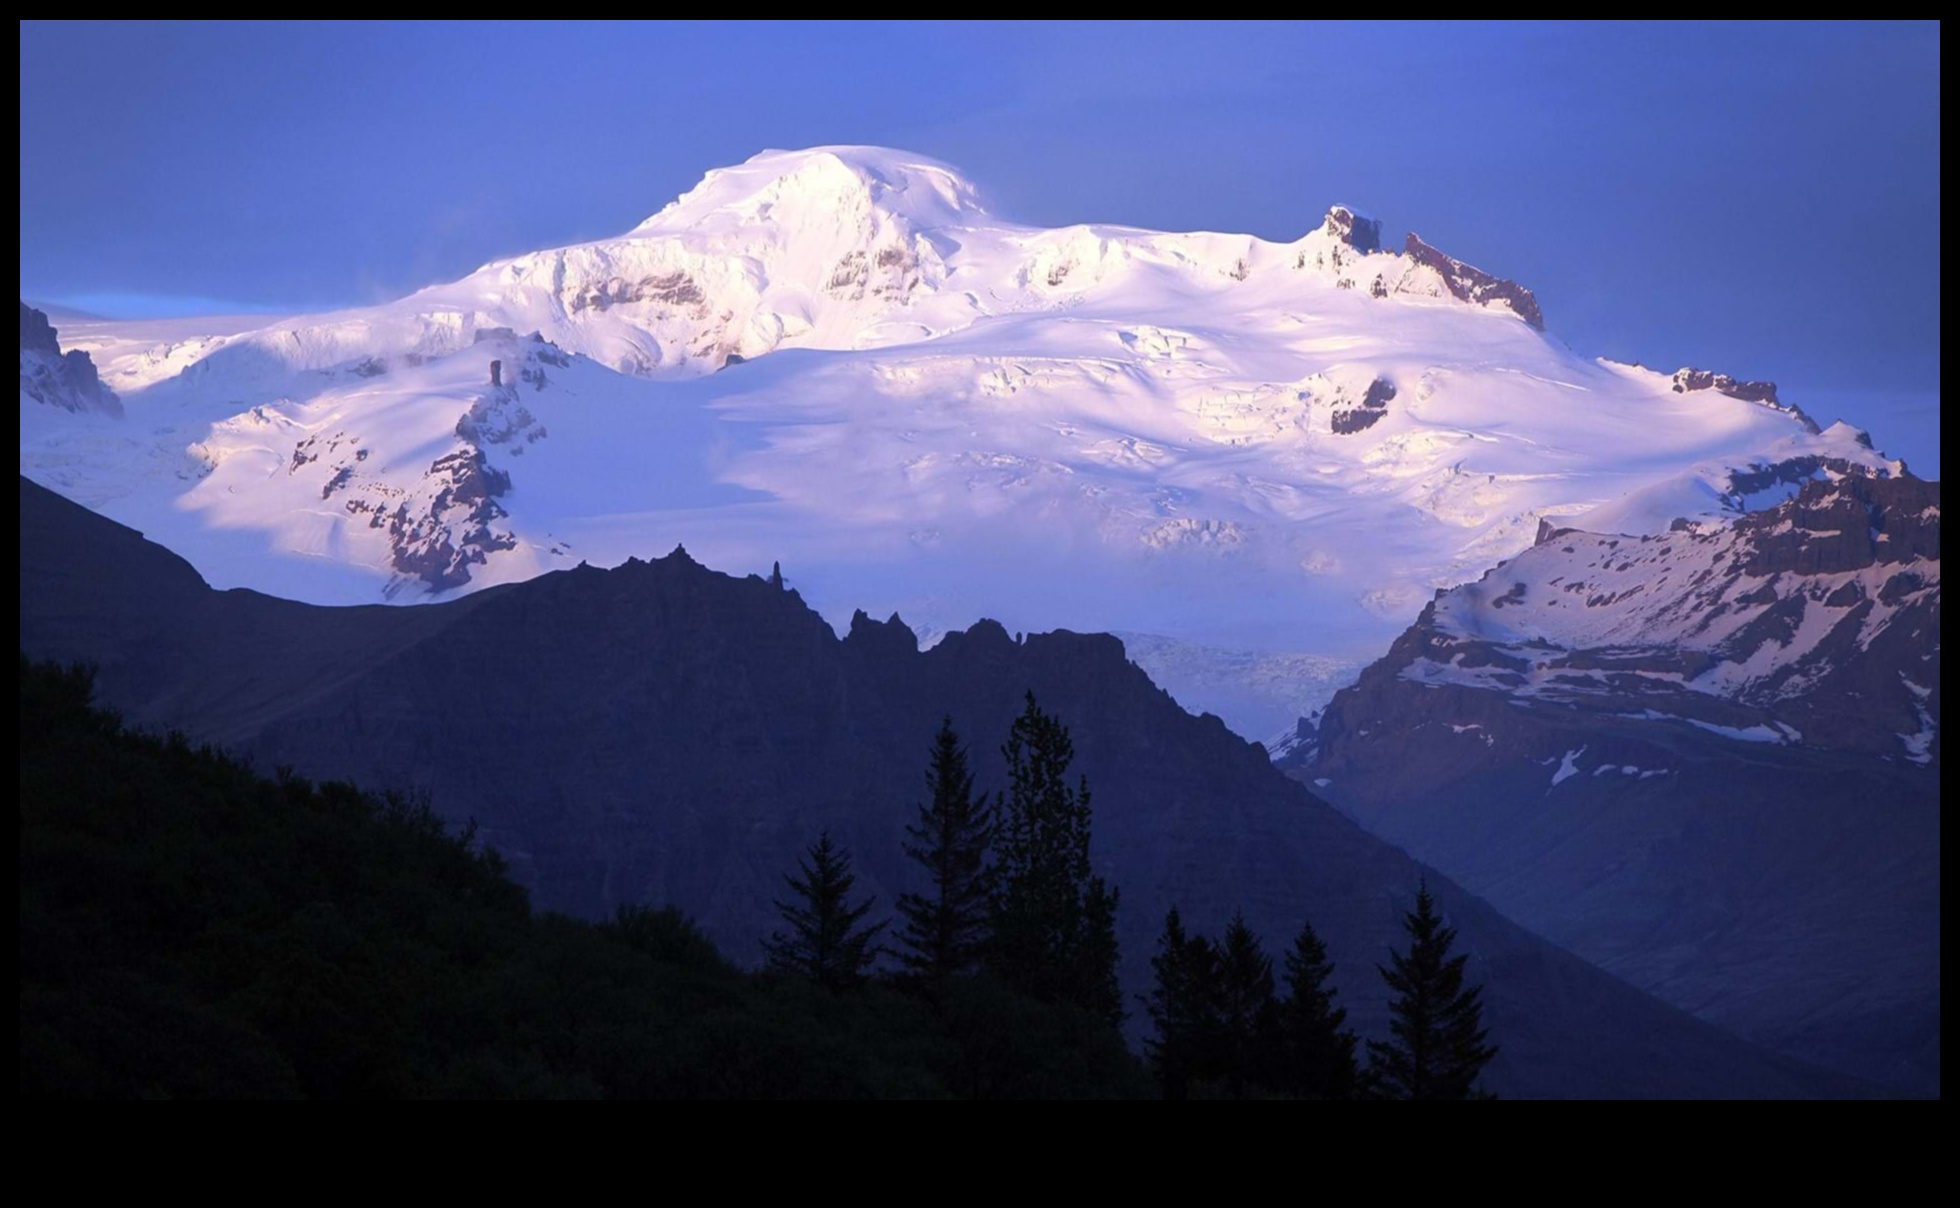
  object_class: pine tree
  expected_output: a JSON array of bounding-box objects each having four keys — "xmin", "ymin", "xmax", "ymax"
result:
[
  {"xmin": 895, "ymin": 718, "xmax": 994, "ymax": 992},
  {"xmin": 763, "ymin": 830, "xmax": 886, "ymax": 993},
  {"xmin": 1078, "ymin": 875, "xmax": 1123, "ymax": 1028},
  {"xmin": 1215, "ymin": 910, "xmax": 1278, "ymax": 1097},
  {"xmin": 1143, "ymin": 906, "xmax": 1224, "ymax": 1099},
  {"xmin": 1276, "ymin": 917, "xmax": 1359, "ymax": 1099},
  {"xmin": 1367, "ymin": 880, "xmax": 1498, "ymax": 1099},
  {"xmin": 987, "ymin": 692, "xmax": 1122, "ymax": 1026}
]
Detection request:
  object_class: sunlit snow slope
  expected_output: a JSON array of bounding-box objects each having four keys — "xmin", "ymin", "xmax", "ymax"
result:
[{"xmin": 20, "ymin": 147, "xmax": 1903, "ymax": 736}]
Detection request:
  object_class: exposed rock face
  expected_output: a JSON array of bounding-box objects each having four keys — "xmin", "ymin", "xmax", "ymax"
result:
[
  {"xmin": 455, "ymin": 386, "xmax": 546, "ymax": 447},
  {"xmin": 1328, "ymin": 376, "xmax": 1397, "ymax": 435},
  {"xmin": 1672, "ymin": 366, "xmax": 1821, "ymax": 433},
  {"xmin": 1321, "ymin": 205, "xmax": 1382, "ymax": 254},
  {"xmin": 826, "ymin": 241, "xmax": 922, "ymax": 302},
  {"xmin": 568, "ymin": 270, "xmax": 708, "ymax": 314},
  {"xmin": 1436, "ymin": 475, "xmax": 1939, "ymax": 753},
  {"xmin": 1400, "ymin": 234, "xmax": 1545, "ymax": 330},
  {"xmin": 1718, "ymin": 452, "xmax": 1880, "ymax": 507},
  {"xmin": 18, "ymin": 302, "xmax": 121, "ymax": 417},
  {"xmin": 376, "ymin": 447, "xmax": 516, "ymax": 591},
  {"xmin": 305, "ymin": 339, "xmax": 564, "ymax": 594},
  {"xmin": 1736, "ymin": 474, "xmax": 1939, "ymax": 576},
  {"xmin": 1672, "ymin": 366, "xmax": 1776, "ymax": 403},
  {"xmin": 334, "ymin": 437, "xmax": 518, "ymax": 594},
  {"xmin": 17, "ymin": 473, "xmax": 1872, "ymax": 1099},
  {"xmin": 19, "ymin": 303, "xmax": 60, "ymax": 356},
  {"xmin": 1284, "ymin": 474, "xmax": 1941, "ymax": 1093}
]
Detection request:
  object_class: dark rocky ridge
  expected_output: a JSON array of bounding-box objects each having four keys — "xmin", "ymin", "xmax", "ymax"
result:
[
  {"xmin": 1401, "ymin": 234, "xmax": 1545, "ymax": 330},
  {"xmin": 1736, "ymin": 474, "xmax": 1939, "ymax": 576},
  {"xmin": 1717, "ymin": 450, "xmax": 1883, "ymax": 509},
  {"xmin": 18, "ymin": 302, "xmax": 121, "ymax": 418},
  {"xmin": 1283, "ymin": 475, "xmax": 1941, "ymax": 1094},
  {"xmin": 1672, "ymin": 366, "xmax": 1821, "ymax": 433},
  {"xmin": 17, "ymin": 474, "xmax": 1872, "ymax": 1098},
  {"xmin": 19, "ymin": 302, "xmax": 62, "ymax": 356}
]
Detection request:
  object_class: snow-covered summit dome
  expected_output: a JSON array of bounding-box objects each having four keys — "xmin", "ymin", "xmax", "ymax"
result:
[{"xmin": 632, "ymin": 146, "xmax": 989, "ymax": 236}]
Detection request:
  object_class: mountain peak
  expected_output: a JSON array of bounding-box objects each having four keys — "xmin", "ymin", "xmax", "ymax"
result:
[
  {"xmin": 1320, "ymin": 204, "xmax": 1381, "ymax": 253},
  {"xmin": 633, "ymin": 145, "xmax": 987, "ymax": 235},
  {"xmin": 25, "ymin": 149, "xmax": 1897, "ymax": 716}
]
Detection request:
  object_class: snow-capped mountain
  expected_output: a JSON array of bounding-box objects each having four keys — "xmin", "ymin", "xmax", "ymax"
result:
[
  {"xmin": 1307, "ymin": 471, "xmax": 1940, "ymax": 761},
  {"xmin": 1282, "ymin": 473, "xmax": 1941, "ymax": 1092},
  {"xmin": 18, "ymin": 147, "xmax": 1902, "ymax": 734}
]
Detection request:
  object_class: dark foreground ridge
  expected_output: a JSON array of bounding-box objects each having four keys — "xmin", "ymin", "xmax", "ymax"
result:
[
  {"xmin": 19, "ymin": 658, "xmax": 1145, "ymax": 1098},
  {"xmin": 19, "ymin": 475, "xmax": 1875, "ymax": 1097}
]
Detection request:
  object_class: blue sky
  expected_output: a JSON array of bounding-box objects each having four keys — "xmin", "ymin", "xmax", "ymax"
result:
[{"xmin": 18, "ymin": 21, "xmax": 1941, "ymax": 474}]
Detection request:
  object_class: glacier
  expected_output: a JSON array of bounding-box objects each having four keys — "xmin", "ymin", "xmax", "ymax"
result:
[{"xmin": 19, "ymin": 146, "xmax": 1902, "ymax": 736}]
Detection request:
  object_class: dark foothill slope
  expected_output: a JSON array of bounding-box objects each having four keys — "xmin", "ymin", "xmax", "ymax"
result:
[{"xmin": 20, "ymin": 475, "xmax": 1872, "ymax": 1098}]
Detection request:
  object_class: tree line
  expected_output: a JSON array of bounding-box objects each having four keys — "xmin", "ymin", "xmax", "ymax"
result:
[
  {"xmin": 20, "ymin": 656, "xmax": 1494, "ymax": 1098},
  {"xmin": 20, "ymin": 659, "xmax": 1143, "ymax": 1098},
  {"xmin": 760, "ymin": 694, "xmax": 1499, "ymax": 1099},
  {"xmin": 765, "ymin": 695, "xmax": 1121, "ymax": 1027}
]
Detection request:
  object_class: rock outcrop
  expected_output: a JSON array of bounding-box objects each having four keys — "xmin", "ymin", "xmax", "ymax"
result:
[
  {"xmin": 1735, "ymin": 473, "xmax": 1939, "ymax": 577},
  {"xmin": 1400, "ymin": 234, "xmax": 1545, "ymax": 330},
  {"xmin": 380, "ymin": 448, "xmax": 516, "ymax": 590},
  {"xmin": 1321, "ymin": 204, "xmax": 1382, "ymax": 254},
  {"xmin": 1328, "ymin": 376, "xmax": 1397, "ymax": 435},
  {"xmin": 18, "ymin": 302, "xmax": 121, "ymax": 417},
  {"xmin": 327, "ymin": 337, "xmax": 562, "ymax": 593},
  {"xmin": 1672, "ymin": 366, "xmax": 1821, "ymax": 433}
]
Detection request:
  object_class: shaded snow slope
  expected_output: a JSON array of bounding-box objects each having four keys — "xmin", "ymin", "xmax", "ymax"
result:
[{"xmin": 18, "ymin": 147, "xmax": 1903, "ymax": 734}]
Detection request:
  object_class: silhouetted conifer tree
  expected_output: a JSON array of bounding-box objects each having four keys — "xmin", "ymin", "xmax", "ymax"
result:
[
  {"xmin": 1277, "ymin": 917, "xmax": 1359, "ymax": 1099},
  {"xmin": 764, "ymin": 830, "xmax": 886, "ymax": 993},
  {"xmin": 1215, "ymin": 910, "xmax": 1279, "ymax": 1097},
  {"xmin": 988, "ymin": 692, "xmax": 1122, "ymax": 1026},
  {"xmin": 896, "ymin": 718, "xmax": 994, "ymax": 992},
  {"xmin": 1143, "ymin": 906, "xmax": 1224, "ymax": 1099},
  {"xmin": 1078, "ymin": 876, "xmax": 1123, "ymax": 1028},
  {"xmin": 1367, "ymin": 880, "xmax": 1498, "ymax": 1099}
]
